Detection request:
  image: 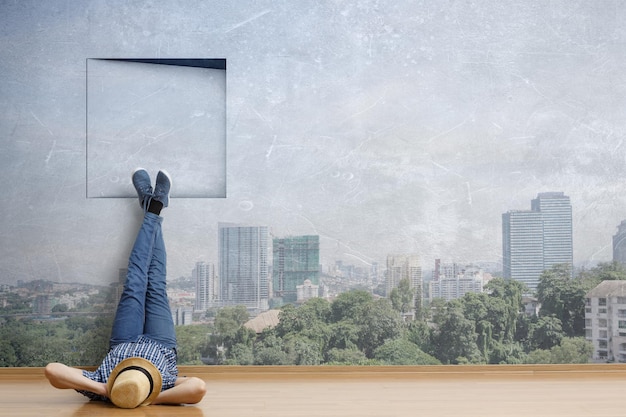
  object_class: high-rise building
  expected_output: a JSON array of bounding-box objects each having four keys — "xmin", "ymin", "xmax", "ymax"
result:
[
  {"xmin": 218, "ymin": 223, "xmax": 269, "ymax": 311},
  {"xmin": 502, "ymin": 210, "xmax": 545, "ymax": 291},
  {"xmin": 194, "ymin": 261, "xmax": 216, "ymax": 311},
  {"xmin": 272, "ymin": 235, "xmax": 320, "ymax": 304},
  {"xmin": 613, "ymin": 220, "xmax": 626, "ymax": 265},
  {"xmin": 386, "ymin": 254, "xmax": 422, "ymax": 299},
  {"xmin": 531, "ymin": 192, "xmax": 573, "ymax": 270},
  {"xmin": 502, "ymin": 192, "xmax": 573, "ymax": 292}
]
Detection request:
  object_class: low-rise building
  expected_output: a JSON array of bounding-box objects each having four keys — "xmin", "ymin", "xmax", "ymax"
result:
[
  {"xmin": 173, "ymin": 307, "xmax": 194, "ymax": 326},
  {"xmin": 429, "ymin": 264, "xmax": 485, "ymax": 301},
  {"xmin": 296, "ymin": 279, "xmax": 319, "ymax": 303}
]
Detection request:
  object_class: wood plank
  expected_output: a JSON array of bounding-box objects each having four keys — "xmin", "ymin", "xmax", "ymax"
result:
[{"xmin": 1, "ymin": 365, "xmax": 625, "ymax": 417}]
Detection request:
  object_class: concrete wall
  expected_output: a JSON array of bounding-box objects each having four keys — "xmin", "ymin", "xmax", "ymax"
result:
[{"xmin": 2, "ymin": 0, "xmax": 626, "ymax": 291}]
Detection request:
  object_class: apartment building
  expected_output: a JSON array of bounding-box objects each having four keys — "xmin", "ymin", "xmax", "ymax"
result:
[{"xmin": 585, "ymin": 280, "xmax": 626, "ymax": 362}]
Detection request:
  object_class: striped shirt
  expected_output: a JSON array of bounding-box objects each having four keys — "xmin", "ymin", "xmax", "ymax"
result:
[{"xmin": 78, "ymin": 336, "xmax": 178, "ymax": 402}]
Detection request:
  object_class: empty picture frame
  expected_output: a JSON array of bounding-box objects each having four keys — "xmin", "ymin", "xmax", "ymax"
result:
[{"xmin": 86, "ymin": 58, "xmax": 227, "ymax": 198}]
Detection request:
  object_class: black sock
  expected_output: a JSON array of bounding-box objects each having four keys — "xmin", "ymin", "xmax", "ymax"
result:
[{"xmin": 147, "ymin": 199, "xmax": 163, "ymax": 215}]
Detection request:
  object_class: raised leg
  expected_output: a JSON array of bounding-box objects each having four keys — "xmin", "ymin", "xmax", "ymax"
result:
[
  {"xmin": 109, "ymin": 212, "xmax": 162, "ymax": 347},
  {"xmin": 143, "ymin": 222, "xmax": 177, "ymax": 348}
]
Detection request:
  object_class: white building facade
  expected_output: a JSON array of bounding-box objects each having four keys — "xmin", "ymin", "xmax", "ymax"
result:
[
  {"xmin": 429, "ymin": 264, "xmax": 484, "ymax": 301},
  {"xmin": 585, "ymin": 280, "xmax": 626, "ymax": 363}
]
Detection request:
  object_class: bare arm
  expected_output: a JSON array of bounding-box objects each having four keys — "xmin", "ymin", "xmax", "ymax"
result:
[
  {"xmin": 44, "ymin": 362, "xmax": 108, "ymax": 398},
  {"xmin": 153, "ymin": 376, "xmax": 207, "ymax": 405}
]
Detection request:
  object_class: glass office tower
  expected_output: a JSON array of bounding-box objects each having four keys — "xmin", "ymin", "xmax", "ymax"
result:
[
  {"xmin": 531, "ymin": 192, "xmax": 574, "ymax": 271},
  {"xmin": 503, "ymin": 192, "xmax": 573, "ymax": 292},
  {"xmin": 218, "ymin": 223, "xmax": 269, "ymax": 311}
]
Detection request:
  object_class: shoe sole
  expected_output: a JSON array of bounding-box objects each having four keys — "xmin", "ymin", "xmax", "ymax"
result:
[
  {"xmin": 157, "ymin": 170, "xmax": 172, "ymax": 203},
  {"xmin": 158, "ymin": 170, "xmax": 172, "ymax": 190}
]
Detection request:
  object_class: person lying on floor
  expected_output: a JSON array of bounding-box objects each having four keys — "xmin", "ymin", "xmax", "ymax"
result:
[{"xmin": 45, "ymin": 169, "xmax": 206, "ymax": 408}]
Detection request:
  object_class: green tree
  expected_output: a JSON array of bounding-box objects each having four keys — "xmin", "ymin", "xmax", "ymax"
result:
[
  {"xmin": 66, "ymin": 315, "xmax": 95, "ymax": 333},
  {"xmin": 275, "ymin": 298, "xmax": 331, "ymax": 337},
  {"xmin": 0, "ymin": 337, "xmax": 17, "ymax": 366},
  {"xmin": 356, "ymin": 299, "xmax": 403, "ymax": 358},
  {"xmin": 299, "ymin": 297, "xmax": 332, "ymax": 322},
  {"xmin": 487, "ymin": 341, "xmax": 526, "ymax": 364},
  {"xmin": 389, "ymin": 277, "xmax": 414, "ymax": 314},
  {"xmin": 214, "ymin": 305, "xmax": 249, "ymax": 348},
  {"xmin": 580, "ymin": 261, "xmax": 626, "ymax": 283},
  {"xmin": 454, "ymin": 292, "xmax": 519, "ymax": 363},
  {"xmin": 459, "ymin": 293, "xmax": 494, "ymax": 361},
  {"xmin": 325, "ymin": 348, "xmax": 369, "ymax": 365},
  {"xmin": 525, "ymin": 337, "xmax": 592, "ymax": 364},
  {"xmin": 405, "ymin": 320, "xmax": 432, "ymax": 353},
  {"xmin": 529, "ymin": 315, "xmax": 564, "ymax": 351},
  {"xmin": 175, "ymin": 324, "xmax": 213, "ymax": 365},
  {"xmin": 274, "ymin": 299, "xmax": 332, "ymax": 358},
  {"xmin": 11, "ymin": 320, "xmax": 72, "ymax": 366},
  {"xmin": 74, "ymin": 316, "xmax": 112, "ymax": 365},
  {"xmin": 0, "ymin": 293, "xmax": 31, "ymax": 314},
  {"xmin": 327, "ymin": 321, "xmax": 360, "ymax": 351},
  {"xmin": 428, "ymin": 297, "xmax": 449, "ymax": 326},
  {"xmin": 330, "ymin": 290, "xmax": 373, "ymax": 323},
  {"xmin": 51, "ymin": 303, "xmax": 69, "ymax": 313},
  {"xmin": 526, "ymin": 348, "xmax": 551, "ymax": 364},
  {"xmin": 274, "ymin": 304, "xmax": 301, "ymax": 335},
  {"xmin": 549, "ymin": 337, "xmax": 592, "ymax": 364},
  {"xmin": 431, "ymin": 301, "xmax": 481, "ymax": 364},
  {"xmin": 413, "ymin": 286, "xmax": 426, "ymax": 320},
  {"xmin": 460, "ymin": 293, "xmax": 489, "ymax": 324},
  {"xmin": 224, "ymin": 343, "xmax": 254, "ymax": 365},
  {"xmin": 254, "ymin": 345, "xmax": 290, "ymax": 365},
  {"xmin": 373, "ymin": 338, "xmax": 440, "ymax": 365},
  {"xmin": 484, "ymin": 277, "xmax": 525, "ymax": 342},
  {"xmin": 254, "ymin": 330, "xmax": 290, "ymax": 365},
  {"xmin": 284, "ymin": 335, "xmax": 322, "ymax": 365},
  {"xmin": 514, "ymin": 313, "xmax": 533, "ymax": 349},
  {"xmin": 536, "ymin": 265, "xmax": 586, "ymax": 337}
]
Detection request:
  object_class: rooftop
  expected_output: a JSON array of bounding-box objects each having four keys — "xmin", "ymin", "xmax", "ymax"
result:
[{"xmin": 586, "ymin": 280, "xmax": 626, "ymax": 298}]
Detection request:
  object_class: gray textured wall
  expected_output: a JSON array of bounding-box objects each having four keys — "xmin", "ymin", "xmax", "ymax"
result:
[{"xmin": 1, "ymin": 1, "xmax": 626, "ymax": 285}]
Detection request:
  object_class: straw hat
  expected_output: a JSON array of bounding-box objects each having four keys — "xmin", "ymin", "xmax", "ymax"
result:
[{"xmin": 107, "ymin": 357, "xmax": 163, "ymax": 408}]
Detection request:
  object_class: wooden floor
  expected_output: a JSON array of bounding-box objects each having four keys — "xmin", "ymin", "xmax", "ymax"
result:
[{"xmin": 2, "ymin": 364, "xmax": 626, "ymax": 417}]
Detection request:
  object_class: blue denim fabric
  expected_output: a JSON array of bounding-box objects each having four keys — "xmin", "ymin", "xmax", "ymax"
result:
[{"xmin": 109, "ymin": 212, "xmax": 177, "ymax": 349}]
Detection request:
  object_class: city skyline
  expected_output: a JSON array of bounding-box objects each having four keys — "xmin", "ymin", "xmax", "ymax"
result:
[
  {"xmin": 0, "ymin": 187, "xmax": 620, "ymax": 288},
  {"xmin": 3, "ymin": 1, "xmax": 626, "ymax": 288},
  {"xmin": 1, "ymin": 187, "xmax": 623, "ymax": 288}
]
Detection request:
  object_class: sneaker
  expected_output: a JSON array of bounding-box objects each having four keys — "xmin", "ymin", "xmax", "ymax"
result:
[
  {"xmin": 153, "ymin": 170, "xmax": 171, "ymax": 207},
  {"xmin": 132, "ymin": 168, "xmax": 153, "ymax": 211}
]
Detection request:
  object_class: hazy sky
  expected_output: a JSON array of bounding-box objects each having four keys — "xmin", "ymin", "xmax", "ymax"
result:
[{"xmin": 2, "ymin": 1, "xmax": 626, "ymax": 285}]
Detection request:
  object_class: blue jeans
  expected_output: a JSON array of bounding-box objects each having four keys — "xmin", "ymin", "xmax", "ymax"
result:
[{"xmin": 109, "ymin": 212, "xmax": 177, "ymax": 349}]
